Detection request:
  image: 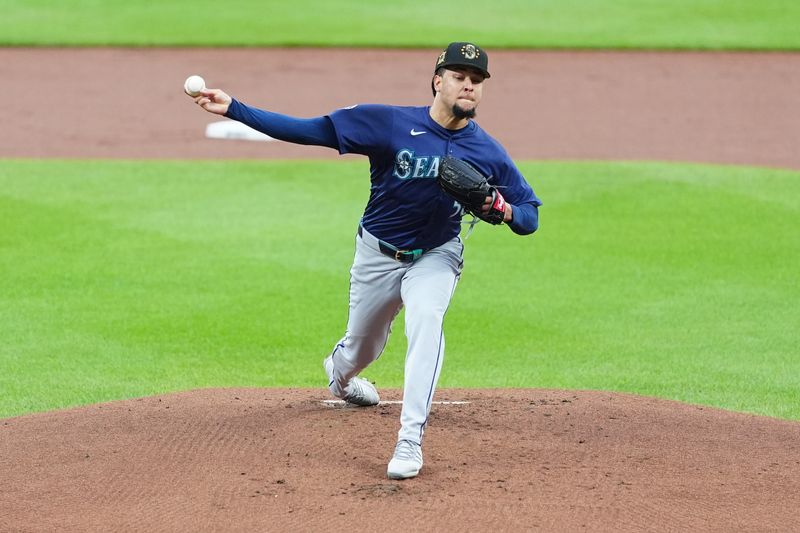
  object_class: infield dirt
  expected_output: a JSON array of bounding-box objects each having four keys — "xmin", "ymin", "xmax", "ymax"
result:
[
  {"xmin": 2, "ymin": 48, "xmax": 800, "ymax": 532},
  {"xmin": 2, "ymin": 389, "xmax": 800, "ymax": 532}
]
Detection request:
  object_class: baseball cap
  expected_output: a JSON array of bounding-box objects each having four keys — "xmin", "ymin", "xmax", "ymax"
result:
[{"xmin": 434, "ymin": 42, "xmax": 490, "ymax": 78}]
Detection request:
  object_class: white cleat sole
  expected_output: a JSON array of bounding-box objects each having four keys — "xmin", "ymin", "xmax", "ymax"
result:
[{"xmin": 387, "ymin": 465, "xmax": 421, "ymax": 480}]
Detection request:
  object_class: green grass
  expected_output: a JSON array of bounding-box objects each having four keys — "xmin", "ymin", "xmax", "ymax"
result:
[
  {"xmin": 3, "ymin": 0, "xmax": 800, "ymax": 50},
  {"xmin": 1, "ymin": 159, "xmax": 798, "ymax": 420}
]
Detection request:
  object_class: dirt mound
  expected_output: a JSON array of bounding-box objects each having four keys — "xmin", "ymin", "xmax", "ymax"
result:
[{"xmin": 2, "ymin": 388, "xmax": 798, "ymax": 532}]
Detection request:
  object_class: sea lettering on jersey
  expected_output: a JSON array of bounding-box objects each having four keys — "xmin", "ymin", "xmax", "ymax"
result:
[
  {"xmin": 327, "ymin": 104, "xmax": 540, "ymax": 249},
  {"xmin": 392, "ymin": 149, "xmax": 441, "ymax": 179}
]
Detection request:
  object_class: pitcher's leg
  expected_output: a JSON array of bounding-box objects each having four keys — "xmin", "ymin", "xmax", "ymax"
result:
[
  {"xmin": 396, "ymin": 239, "xmax": 463, "ymax": 443},
  {"xmin": 326, "ymin": 236, "xmax": 404, "ymax": 398}
]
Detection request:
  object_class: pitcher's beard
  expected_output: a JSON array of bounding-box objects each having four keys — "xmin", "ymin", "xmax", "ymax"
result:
[{"xmin": 452, "ymin": 103, "xmax": 476, "ymax": 119}]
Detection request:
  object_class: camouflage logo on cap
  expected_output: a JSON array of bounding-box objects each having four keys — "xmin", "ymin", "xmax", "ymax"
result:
[
  {"xmin": 436, "ymin": 50, "xmax": 446, "ymax": 66},
  {"xmin": 461, "ymin": 44, "xmax": 479, "ymax": 60}
]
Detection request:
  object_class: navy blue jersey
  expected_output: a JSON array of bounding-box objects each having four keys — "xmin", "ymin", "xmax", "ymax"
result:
[{"xmin": 327, "ymin": 105, "xmax": 541, "ymax": 250}]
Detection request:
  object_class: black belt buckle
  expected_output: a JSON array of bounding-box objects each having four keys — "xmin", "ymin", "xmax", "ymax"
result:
[
  {"xmin": 378, "ymin": 242, "xmax": 418, "ymax": 263},
  {"xmin": 379, "ymin": 242, "xmax": 411, "ymax": 262},
  {"xmin": 395, "ymin": 250, "xmax": 411, "ymax": 262},
  {"xmin": 360, "ymin": 225, "xmax": 422, "ymax": 263},
  {"xmin": 393, "ymin": 248, "xmax": 422, "ymax": 263}
]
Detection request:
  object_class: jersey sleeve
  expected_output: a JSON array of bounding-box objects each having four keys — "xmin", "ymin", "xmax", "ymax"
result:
[
  {"xmin": 507, "ymin": 203, "xmax": 539, "ymax": 235},
  {"xmin": 326, "ymin": 104, "xmax": 394, "ymax": 157},
  {"xmin": 493, "ymin": 155, "xmax": 542, "ymax": 208},
  {"xmin": 225, "ymin": 98, "xmax": 338, "ymax": 148}
]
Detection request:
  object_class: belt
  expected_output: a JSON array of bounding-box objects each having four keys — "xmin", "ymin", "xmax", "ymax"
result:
[{"xmin": 358, "ymin": 225, "xmax": 424, "ymax": 263}]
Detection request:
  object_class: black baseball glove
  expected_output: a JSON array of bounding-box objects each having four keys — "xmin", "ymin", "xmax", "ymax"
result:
[{"xmin": 437, "ymin": 156, "xmax": 506, "ymax": 225}]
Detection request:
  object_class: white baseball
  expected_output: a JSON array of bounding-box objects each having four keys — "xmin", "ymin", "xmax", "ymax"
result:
[{"xmin": 184, "ymin": 75, "xmax": 206, "ymax": 97}]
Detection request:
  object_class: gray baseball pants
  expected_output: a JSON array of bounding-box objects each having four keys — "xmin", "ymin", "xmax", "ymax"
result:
[{"xmin": 327, "ymin": 225, "xmax": 464, "ymax": 444}]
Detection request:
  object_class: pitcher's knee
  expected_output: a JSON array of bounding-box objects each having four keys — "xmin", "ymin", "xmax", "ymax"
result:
[{"xmin": 340, "ymin": 335, "xmax": 386, "ymax": 368}]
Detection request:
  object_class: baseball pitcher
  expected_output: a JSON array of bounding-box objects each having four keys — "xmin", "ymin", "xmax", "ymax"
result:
[{"xmin": 188, "ymin": 42, "xmax": 541, "ymax": 479}]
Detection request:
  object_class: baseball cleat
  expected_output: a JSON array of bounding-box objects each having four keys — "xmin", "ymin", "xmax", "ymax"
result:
[
  {"xmin": 387, "ymin": 440, "xmax": 423, "ymax": 479},
  {"xmin": 342, "ymin": 376, "xmax": 380, "ymax": 406},
  {"xmin": 323, "ymin": 356, "xmax": 380, "ymax": 407}
]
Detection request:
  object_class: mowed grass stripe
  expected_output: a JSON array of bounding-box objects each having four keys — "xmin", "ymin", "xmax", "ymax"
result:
[
  {"xmin": 0, "ymin": 160, "xmax": 798, "ymax": 419},
  {"xmin": 2, "ymin": 0, "xmax": 800, "ymax": 50}
]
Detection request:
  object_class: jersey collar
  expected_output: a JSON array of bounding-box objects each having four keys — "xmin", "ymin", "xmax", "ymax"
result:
[{"xmin": 424, "ymin": 107, "xmax": 477, "ymax": 138}]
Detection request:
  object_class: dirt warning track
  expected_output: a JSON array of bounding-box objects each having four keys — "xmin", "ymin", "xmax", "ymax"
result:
[{"xmin": 2, "ymin": 48, "xmax": 800, "ymax": 169}]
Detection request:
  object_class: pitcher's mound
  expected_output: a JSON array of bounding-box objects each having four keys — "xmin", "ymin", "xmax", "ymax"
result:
[{"xmin": 2, "ymin": 388, "xmax": 799, "ymax": 532}]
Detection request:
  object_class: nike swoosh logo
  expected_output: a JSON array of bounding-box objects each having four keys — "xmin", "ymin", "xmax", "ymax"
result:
[{"xmin": 410, "ymin": 129, "xmax": 427, "ymax": 136}]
